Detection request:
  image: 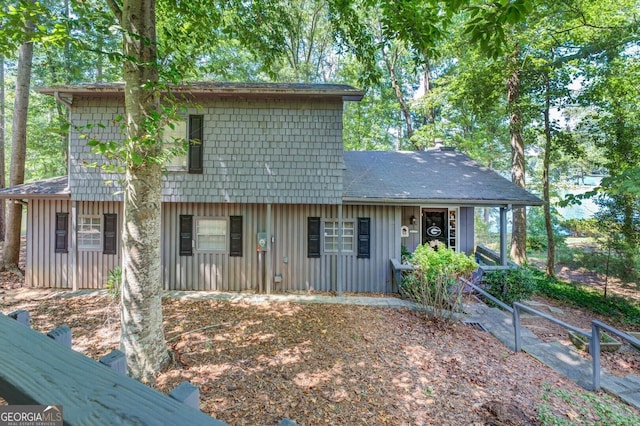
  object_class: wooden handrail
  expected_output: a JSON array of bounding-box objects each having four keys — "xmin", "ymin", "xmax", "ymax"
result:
[{"xmin": 0, "ymin": 313, "xmax": 225, "ymax": 426}]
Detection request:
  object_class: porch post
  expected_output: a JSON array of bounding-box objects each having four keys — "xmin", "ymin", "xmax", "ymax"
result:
[
  {"xmin": 500, "ymin": 206, "xmax": 508, "ymax": 267},
  {"xmin": 337, "ymin": 203, "xmax": 343, "ymax": 297}
]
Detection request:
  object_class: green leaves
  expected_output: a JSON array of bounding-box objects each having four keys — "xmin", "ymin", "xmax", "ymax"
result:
[{"xmin": 464, "ymin": 0, "xmax": 531, "ymax": 58}]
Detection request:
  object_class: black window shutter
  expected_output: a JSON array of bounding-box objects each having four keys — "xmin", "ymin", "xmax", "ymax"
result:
[
  {"xmin": 103, "ymin": 214, "xmax": 118, "ymax": 255},
  {"xmin": 307, "ymin": 217, "xmax": 321, "ymax": 258},
  {"xmin": 230, "ymin": 216, "xmax": 243, "ymax": 257},
  {"xmin": 179, "ymin": 215, "xmax": 193, "ymax": 256},
  {"xmin": 357, "ymin": 217, "xmax": 371, "ymax": 259},
  {"xmin": 188, "ymin": 115, "xmax": 204, "ymax": 174},
  {"xmin": 55, "ymin": 212, "xmax": 68, "ymax": 253}
]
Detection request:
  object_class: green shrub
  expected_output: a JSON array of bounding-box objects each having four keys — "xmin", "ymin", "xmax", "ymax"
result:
[
  {"xmin": 106, "ymin": 267, "xmax": 122, "ymax": 297},
  {"xmin": 483, "ymin": 267, "xmax": 537, "ymax": 305},
  {"xmin": 401, "ymin": 243, "xmax": 477, "ymax": 320}
]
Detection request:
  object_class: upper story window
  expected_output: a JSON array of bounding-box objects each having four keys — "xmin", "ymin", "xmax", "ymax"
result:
[
  {"xmin": 163, "ymin": 119, "xmax": 188, "ymax": 170},
  {"xmin": 162, "ymin": 115, "xmax": 203, "ymax": 174},
  {"xmin": 78, "ymin": 216, "xmax": 101, "ymax": 250}
]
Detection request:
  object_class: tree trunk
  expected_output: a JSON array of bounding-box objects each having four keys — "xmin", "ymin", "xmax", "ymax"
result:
[
  {"xmin": 384, "ymin": 47, "xmax": 413, "ymax": 144},
  {"xmin": 3, "ymin": 20, "xmax": 34, "ymax": 272},
  {"xmin": 0, "ymin": 55, "xmax": 6, "ymax": 242},
  {"xmin": 542, "ymin": 71, "xmax": 555, "ymax": 276},
  {"xmin": 506, "ymin": 65, "xmax": 527, "ymax": 265},
  {"xmin": 110, "ymin": 0, "xmax": 169, "ymax": 381}
]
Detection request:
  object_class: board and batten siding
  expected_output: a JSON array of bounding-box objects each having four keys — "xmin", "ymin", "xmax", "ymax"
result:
[
  {"xmin": 74, "ymin": 201, "xmax": 122, "ymax": 289},
  {"xmin": 26, "ymin": 199, "xmax": 72, "ymax": 288},
  {"xmin": 162, "ymin": 202, "xmax": 265, "ymax": 291},
  {"xmin": 163, "ymin": 203, "xmax": 401, "ymax": 293}
]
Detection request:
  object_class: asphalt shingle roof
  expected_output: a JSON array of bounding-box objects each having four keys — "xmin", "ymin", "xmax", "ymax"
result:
[
  {"xmin": 343, "ymin": 150, "xmax": 543, "ymax": 206},
  {"xmin": 0, "ymin": 176, "xmax": 69, "ymax": 199}
]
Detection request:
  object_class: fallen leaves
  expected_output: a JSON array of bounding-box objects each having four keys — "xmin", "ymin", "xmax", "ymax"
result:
[{"xmin": 2, "ymin": 291, "xmax": 639, "ymax": 424}]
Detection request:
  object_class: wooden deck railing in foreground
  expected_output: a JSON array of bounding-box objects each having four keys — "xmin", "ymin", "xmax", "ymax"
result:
[{"xmin": 0, "ymin": 313, "xmax": 226, "ymax": 426}]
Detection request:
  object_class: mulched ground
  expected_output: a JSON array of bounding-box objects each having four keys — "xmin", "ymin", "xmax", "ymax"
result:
[{"xmin": 2, "ymin": 286, "xmax": 639, "ymax": 425}]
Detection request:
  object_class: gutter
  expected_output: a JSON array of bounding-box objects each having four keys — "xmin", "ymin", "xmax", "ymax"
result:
[{"xmin": 341, "ymin": 197, "xmax": 543, "ymax": 207}]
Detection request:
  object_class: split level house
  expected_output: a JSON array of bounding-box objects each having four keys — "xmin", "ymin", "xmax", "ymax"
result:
[{"xmin": 0, "ymin": 82, "xmax": 543, "ymax": 294}]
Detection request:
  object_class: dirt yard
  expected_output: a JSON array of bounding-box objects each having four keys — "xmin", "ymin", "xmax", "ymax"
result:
[{"xmin": 1, "ymin": 279, "xmax": 638, "ymax": 425}]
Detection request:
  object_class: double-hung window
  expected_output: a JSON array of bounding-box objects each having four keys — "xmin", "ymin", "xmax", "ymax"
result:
[
  {"xmin": 196, "ymin": 218, "xmax": 227, "ymax": 252},
  {"xmin": 323, "ymin": 220, "xmax": 354, "ymax": 253},
  {"xmin": 162, "ymin": 115, "xmax": 204, "ymax": 173},
  {"xmin": 78, "ymin": 216, "xmax": 102, "ymax": 250}
]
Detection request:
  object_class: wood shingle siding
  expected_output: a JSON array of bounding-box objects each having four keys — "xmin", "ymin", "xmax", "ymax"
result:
[{"xmin": 68, "ymin": 98, "xmax": 344, "ymax": 205}]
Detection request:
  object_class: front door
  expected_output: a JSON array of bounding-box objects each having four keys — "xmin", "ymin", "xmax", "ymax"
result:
[{"xmin": 422, "ymin": 209, "xmax": 448, "ymax": 248}]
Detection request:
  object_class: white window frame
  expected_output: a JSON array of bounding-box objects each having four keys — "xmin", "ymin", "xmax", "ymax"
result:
[
  {"xmin": 78, "ymin": 215, "xmax": 102, "ymax": 251},
  {"xmin": 162, "ymin": 118, "xmax": 187, "ymax": 171},
  {"xmin": 195, "ymin": 217, "xmax": 227, "ymax": 252},
  {"xmin": 323, "ymin": 219, "xmax": 355, "ymax": 253}
]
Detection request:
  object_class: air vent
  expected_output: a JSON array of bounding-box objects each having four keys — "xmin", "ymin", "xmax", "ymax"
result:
[{"xmin": 463, "ymin": 321, "xmax": 488, "ymax": 332}]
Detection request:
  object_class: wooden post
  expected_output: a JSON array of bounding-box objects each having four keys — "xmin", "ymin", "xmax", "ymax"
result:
[
  {"xmin": 8, "ymin": 310, "xmax": 30, "ymax": 327},
  {"xmin": 169, "ymin": 381, "xmax": 200, "ymax": 410},
  {"xmin": 499, "ymin": 206, "xmax": 508, "ymax": 267},
  {"xmin": 47, "ymin": 325, "xmax": 72, "ymax": 348}
]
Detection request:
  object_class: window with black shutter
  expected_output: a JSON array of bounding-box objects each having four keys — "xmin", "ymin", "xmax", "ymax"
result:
[
  {"xmin": 179, "ymin": 215, "xmax": 193, "ymax": 256},
  {"xmin": 357, "ymin": 217, "xmax": 371, "ymax": 259},
  {"xmin": 55, "ymin": 213, "xmax": 68, "ymax": 253},
  {"xmin": 307, "ymin": 217, "xmax": 321, "ymax": 258},
  {"xmin": 229, "ymin": 216, "xmax": 243, "ymax": 257},
  {"xmin": 188, "ymin": 115, "xmax": 204, "ymax": 174},
  {"xmin": 103, "ymin": 214, "xmax": 118, "ymax": 255}
]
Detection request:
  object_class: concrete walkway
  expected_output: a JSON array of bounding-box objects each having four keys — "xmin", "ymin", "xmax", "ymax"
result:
[
  {"xmin": 463, "ymin": 301, "xmax": 640, "ymax": 411},
  {"xmin": 162, "ymin": 290, "xmax": 640, "ymax": 411}
]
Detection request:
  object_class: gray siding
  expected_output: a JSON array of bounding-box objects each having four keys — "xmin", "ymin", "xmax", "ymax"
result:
[
  {"xmin": 162, "ymin": 202, "xmax": 263, "ymax": 291},
  {"xmin": 73, "ymin": 201, "xmax": 122, "ymax": 289},
  {"xmin": 162, "ymin": 203, "xmax": 400, "ymax": 293},
  {"xmin": 401, "ymin": 206, "xmax": 421, "ymax": 252},
  {"xmin": 459, "ymin": 207, "xmax": 475, "ymax": 255},
  {"xmin": 27, "ymin": 200, "xmax": 72, "ymax": 288},
  {"xmin": 28, "ymin": 201, "xmax": 471, "ymax": 292},
  {"xmin": 68, "ymin": 98, "xmax": 344, "ymax": 205},
  {"xmin": 26, "ymin": 200, "xmax": 121, "ymax": 289}
]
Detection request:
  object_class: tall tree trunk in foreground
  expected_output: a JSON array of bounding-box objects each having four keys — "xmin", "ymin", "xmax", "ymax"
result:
[
  {"xmin": 0, "ymin": 55, "xmax": 6, "ymax": 242},
  {"xmin": 507, "ymin": 62, "xmax": 527, "ymax": 265},
  {"xmin": 107, "ymin": 0, "xmax": 169, "ymax": 381},
  {"xmin": 3, "ymin": 17, "xmax": 34, "ymax": 271}
]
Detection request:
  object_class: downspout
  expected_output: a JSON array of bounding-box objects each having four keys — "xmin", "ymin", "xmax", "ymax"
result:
[
  {"xmin": 266, "ymin": 203, "xmax": 272, "ymax": 294},
  {"xmin": 71, "ymin": 201, "xmax": 78, "ymax": 291},
  {"xmin": 337, "ymin": 203, "xmax": 343, "ymax": 297},
  {"xmin": 53, "ymin": 91, "xmax": 72, "ymax": 108}
]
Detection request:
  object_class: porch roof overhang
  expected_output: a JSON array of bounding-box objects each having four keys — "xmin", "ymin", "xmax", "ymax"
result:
[
  {"xmin": 0, "ymin": 176, "xmax": 70, "ymax": 200},
  {"xmin": 343, "ymin": 150, "xmax": 544, "ymax": 207},
  {"xmin": 36, "ymin": 82, "xmax": 364, "ymax": 102}
]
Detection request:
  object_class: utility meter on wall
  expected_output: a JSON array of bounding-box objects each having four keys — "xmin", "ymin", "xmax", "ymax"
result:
[{"xmin": 257, "ymin": 232, "xmax": 268, "ymax": 251}]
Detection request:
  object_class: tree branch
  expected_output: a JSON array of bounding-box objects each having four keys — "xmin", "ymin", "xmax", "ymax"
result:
[{"xmin": 105, "ymin": 0, "xmax": 123, "ymax": 24}]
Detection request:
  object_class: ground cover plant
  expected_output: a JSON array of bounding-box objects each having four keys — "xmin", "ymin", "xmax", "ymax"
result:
[{"xmin": 533, "ymin": 270, "xmax": 640, "ymax": 328}]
